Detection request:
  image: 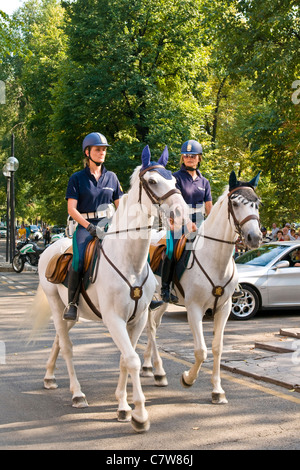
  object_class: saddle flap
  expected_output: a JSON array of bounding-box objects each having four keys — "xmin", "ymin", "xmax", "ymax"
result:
[
  {"xmin": 174, "ymin": 234, "xmax": 187, "ymax": 262},
  {"xmin": 149, "ymin": 235, "xmax": 166, "ymax": 273},
  {"xmin": 83, "ymin": 237, "xmax": 99, "ymax": 273}
]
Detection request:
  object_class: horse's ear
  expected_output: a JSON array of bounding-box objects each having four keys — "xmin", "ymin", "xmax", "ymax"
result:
[
  {"xmin": 249, "ymin": 171, "xmax": 261, "ymax": 188},
  {"xmin": 141, "ymin": 145, "xmax": 151, "ymax": 168},
  {"xmin": 158, "ymin": 146, "xmax": 168, "ymax": 167},
  {"xmin": 229, "ymin": 170, "xmax": 238, "ymax": 190}
]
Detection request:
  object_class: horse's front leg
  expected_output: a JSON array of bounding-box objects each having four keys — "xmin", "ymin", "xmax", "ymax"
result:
[
  {"xmin": 181, "ymin": 303, "xmax": 207, "ymax": 387},
  {"xmin": 48, "ymin": 295, "xmax": 88, "ymax": 408},
  {"xmin": 115, "ymin": 354, "xmax": 132, "ymax": 422},
  {"xmin": 142, "ymin": 304, "xmax": 168, "ymax": 386},
  {"xmin": 107, "ymin": 313, "xmax": 150, "ymax": 433},
  {"xmin": 211, "ymin": 301, "xmax": 231, "ymax": 404}
]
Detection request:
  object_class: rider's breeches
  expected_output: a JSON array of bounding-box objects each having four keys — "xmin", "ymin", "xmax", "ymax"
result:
[{"xmin": 72, "ymin": 224, "xmax": 94, "ymax": 273}]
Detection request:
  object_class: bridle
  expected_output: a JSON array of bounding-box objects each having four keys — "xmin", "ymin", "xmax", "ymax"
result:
[
  {"xmin": 197, "ymin": 185, "xmax": 260, "ymax": 246},
  {"xmin": 227, "ymin": 186, "xmax": 260, "ymax": 239},
  {"xmin": 188, "ymin": 185, "xmax": 261, "ymax": 315},
  {"xmin": 138, "ymin": 165, "xmax": 181, "ymax": 206}
]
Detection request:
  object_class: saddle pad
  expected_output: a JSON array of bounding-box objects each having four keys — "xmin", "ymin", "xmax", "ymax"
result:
[
  {"xmin": 45, "ymin": 250, "xmax": 73, "ymax": 284},
  {"xmin": 46, "ymin": 239, "xmax": 99, "ymax": 285}
]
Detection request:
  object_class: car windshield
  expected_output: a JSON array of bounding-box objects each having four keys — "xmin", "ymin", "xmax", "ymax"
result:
[{"xmin": 236, "ymin": 244, "xmax": 288, "ymax": 266}]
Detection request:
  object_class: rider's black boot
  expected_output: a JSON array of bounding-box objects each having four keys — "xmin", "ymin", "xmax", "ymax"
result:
[
  {"xmin": 160, "ymin": 256, "xmax": 178, "ymax": 304},
  {"xmin": 149, "ymin": 299, "xmax": 164, "ymax": 310},
  {"xmin": 63, "ymin": 267, "xmax": 82, "ymax": 321}
]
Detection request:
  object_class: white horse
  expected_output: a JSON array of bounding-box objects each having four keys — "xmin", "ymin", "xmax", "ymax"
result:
[
  {"xmin": 142, "ymin": 171, "xmax": 262, "ymax": 404},
  {"xmin": 29, "ymin": 146, "xmax": 189, "ymax": 432}
]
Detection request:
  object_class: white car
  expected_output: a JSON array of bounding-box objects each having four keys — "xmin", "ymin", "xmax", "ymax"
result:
[{"xmin": 231, "ymin": 241, "xmax": 300, "ymax": 320}]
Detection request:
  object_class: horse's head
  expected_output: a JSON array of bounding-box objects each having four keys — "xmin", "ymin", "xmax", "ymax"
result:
[
  {"xmin": 138, "ymin": 145, "xmax": 189, "ymax": 228},
  {"xmin": 228, "ymin": 171, "xmax": 262, "ymax": 249}
]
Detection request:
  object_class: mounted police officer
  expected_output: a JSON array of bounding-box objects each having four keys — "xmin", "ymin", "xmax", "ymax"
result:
[
  {"xmin": 161, "ymin": 139, "xmax": 212, "ymax": 303},
  {"xmin": 64, "ymin": 132, "xmax": 123, "ymax": 321}
]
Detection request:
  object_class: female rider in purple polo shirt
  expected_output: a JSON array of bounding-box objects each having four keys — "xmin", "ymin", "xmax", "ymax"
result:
[
  {"xmin": 161, "ymin": 140, "xmax": 212, "ymax": 303},
  {"xmin": 64, "ymin": 132, "xmax": 123, "ymax": 321}
]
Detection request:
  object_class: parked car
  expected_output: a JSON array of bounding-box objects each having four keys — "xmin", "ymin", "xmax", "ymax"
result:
[
  {"xmin": 231, "ymin": 241, "xmax": 300, "ymax": 320},
  {"xmin": 29, "ymin": 224, "xmax": 43, "ymax": 240},
  {"xmin": 0, "ymin": 227, "xmax": 7, "ymax": 238}
]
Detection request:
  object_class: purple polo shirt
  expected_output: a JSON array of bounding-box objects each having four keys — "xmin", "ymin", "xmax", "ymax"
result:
[
  {"xmin": 173, "ymin": 165, "xmax": 212, "ymax": 208},
  {"xmin": 66, "ymin": 165, "xmax": 123, "ymax": 213}
]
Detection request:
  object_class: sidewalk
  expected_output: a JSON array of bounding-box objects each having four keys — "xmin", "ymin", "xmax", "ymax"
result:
[{"xmin": 220, "ymin": 327, "xmax": 300, "ymax": 393}]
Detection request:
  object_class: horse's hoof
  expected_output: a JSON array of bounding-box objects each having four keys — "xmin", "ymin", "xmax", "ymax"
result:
[
  {"xmin": 154, "ymin": 374, "xmax": 168, "ymax": 387},
  {"xmin": 212, "ymin": 392, "xmax": 228, "ymax": 404},
  {"xmin": 131, "ymin": 416, "xmax": 150, "ymax": 433},
  {"xmin": 180, "ymin": 373, "xmax": 193, "ymax": 388},
  {"xmin": 72, "ymin": 395, "xmax": 89, "ymax": 408},
  {"xmin": 140, "ymin": 366, "xmax": 154, "ymax": 377},
  {"xmin": 43, "ymin": 378, "xmax": 58, "ymax": 390},
  {"xmin": 117, "ymin": 410, "xmax": 132, "ymax": 422}
]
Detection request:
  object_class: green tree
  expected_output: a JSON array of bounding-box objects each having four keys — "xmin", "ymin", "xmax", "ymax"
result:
[{"xmin": 51, "ymin": 0, "xmax": 211, "ymax": 189}]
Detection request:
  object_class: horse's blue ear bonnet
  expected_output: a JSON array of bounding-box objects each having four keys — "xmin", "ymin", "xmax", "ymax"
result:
[
  {"xmin": 229, "ymin": 170, "xmax": 261, "ymax": 191},
  {"xmin": 141, "ymin": 145, "xmax": 173, "ymax": 180}
]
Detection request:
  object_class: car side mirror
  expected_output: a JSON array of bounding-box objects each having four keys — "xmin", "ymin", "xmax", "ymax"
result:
[{"xmin": 273, "ymin": 260, "xmax": 290, "ymax": 269}]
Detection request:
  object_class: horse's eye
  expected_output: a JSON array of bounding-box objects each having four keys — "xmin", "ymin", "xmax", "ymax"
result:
[
  {"xmin": 148, "ymin": 178, "xmax": 157, "ymax": 185},
  {"xmin": 232, "ymin": 201, "xmax": 238, "ymax": 207}
]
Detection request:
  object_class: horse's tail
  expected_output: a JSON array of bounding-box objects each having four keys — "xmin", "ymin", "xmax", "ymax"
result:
[{"xmin": 26, "ymin": 284, "xmax": 52, "ymax": 341}]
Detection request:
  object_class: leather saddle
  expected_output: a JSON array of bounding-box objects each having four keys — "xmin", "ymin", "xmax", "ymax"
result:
[
  {"xmin": 45, "ymin": 238, "xmax": 100, "ymax": 285},
  {"xmin": 149, "ymin": 233, "xmax": 188, "ymax": 272}
]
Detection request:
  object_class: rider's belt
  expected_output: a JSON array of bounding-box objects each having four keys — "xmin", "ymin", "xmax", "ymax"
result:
[
  {"xmin": 80, "ymin": 210, "xmax": 108, "ymax": 219},
  {"xmin": 189, "ymin": 207, "xmax": 203, "ymax": 215}
]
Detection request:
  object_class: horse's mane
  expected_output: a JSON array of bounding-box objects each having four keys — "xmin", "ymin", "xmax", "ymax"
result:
[
  {"xmin": 130, "ymin": 165, "xmax": 142, "ymax": 188},
  {"xmin": 203, "ymin": 185, "xmax": 229, "ymax": 226}
]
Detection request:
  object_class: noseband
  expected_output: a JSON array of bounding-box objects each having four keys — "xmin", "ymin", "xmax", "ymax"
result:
[
  {"xmin": 227, "ymin": 186, "xmax": 260, "ymax": 237},
  {"xmin": 138, "ymin": 165, "xmax": 181, "ymax": 206}
]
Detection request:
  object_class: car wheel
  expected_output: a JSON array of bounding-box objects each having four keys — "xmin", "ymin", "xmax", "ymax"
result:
[
  {"xmin": 230, "ymin": 284, "xmax": 260, "ymax": 320},
  {"xmin": 12, "ymin": 254, "xmax": 25, "ymax": 273}
]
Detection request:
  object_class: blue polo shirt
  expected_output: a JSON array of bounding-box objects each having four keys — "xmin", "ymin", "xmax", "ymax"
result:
[
  {"xmin": 173, "ymin": 164, "xmax": 212, "ymax": 209},
  {"xmin": 66, "ymin": 165, "xmax": 123, "ymax": 213}
]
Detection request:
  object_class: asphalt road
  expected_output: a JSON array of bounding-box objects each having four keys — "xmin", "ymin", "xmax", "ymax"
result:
[{"xmin": 0, "ymin": 268, "xmax": 300, "ymax": 452}]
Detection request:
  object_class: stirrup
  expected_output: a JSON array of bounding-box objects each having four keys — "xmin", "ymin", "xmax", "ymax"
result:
[
  {"xmin": 63, "ymin": 302, "xmax": 78, "ymax": 321},
  {"xmin": 169, "ymin": 292, "xmax": 179, "ymax": 304},
  {"xmin": 232, "ymin": 285, "xmax": 244, "ymax": 300}
]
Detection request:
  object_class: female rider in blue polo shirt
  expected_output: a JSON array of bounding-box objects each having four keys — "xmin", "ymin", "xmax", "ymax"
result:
[
  {"xmin": 161, "ymin": 140, "xmax": 212, "ymax": 303},
  {"xmin": 64, "ymin": 132, "xmax": 123, "ymax": 321}
]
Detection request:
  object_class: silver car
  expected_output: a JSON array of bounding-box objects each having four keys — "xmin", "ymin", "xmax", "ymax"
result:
[{"xmin": 231, "ymin": 241, "xmax": 300, "ymax": 320}]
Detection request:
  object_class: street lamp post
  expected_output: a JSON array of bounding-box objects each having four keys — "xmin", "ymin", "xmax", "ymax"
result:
[
  {"xmin": 2, "ymin": 134, "xmax": 19, "ymax": 263},
  {"xmin": 2, "ymin": 164, "xmax": 10, "ymax": 262}
]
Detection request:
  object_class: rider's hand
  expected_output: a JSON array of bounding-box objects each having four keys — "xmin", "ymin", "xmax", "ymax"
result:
[
  {"xmin": 186, "ymin": 220, "xmax": 197, "ymax": 233},
  {"xmin": 86, "ymin": 223, "xmax": 97, "ymax": 237}
]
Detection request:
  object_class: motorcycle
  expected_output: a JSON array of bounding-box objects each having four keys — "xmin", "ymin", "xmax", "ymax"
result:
[{"xmin": 12, "ymin": 238, "xmax": 45, "ymax": 273}]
